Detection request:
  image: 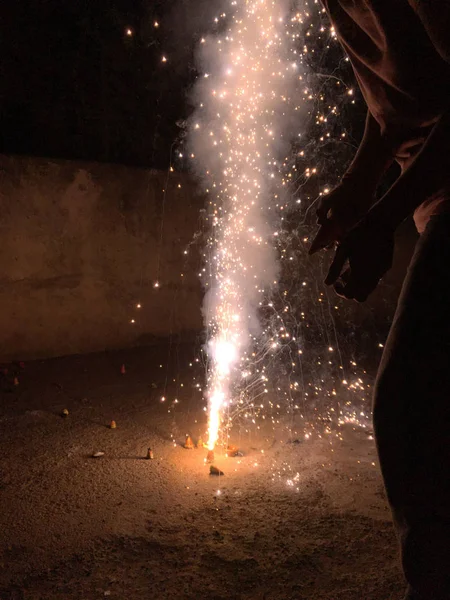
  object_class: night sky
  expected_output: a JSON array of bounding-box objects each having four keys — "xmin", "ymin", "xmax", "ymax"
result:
[
  {"xmin": 0, "ymin": 0, "xmax": 215, "ymax": 169},
  {"xmin": 1, "ymin": 1, "xmax": 363, "ymax": 173}
]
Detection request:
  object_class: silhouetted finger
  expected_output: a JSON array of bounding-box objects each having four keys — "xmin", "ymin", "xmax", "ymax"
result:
[
  {"xmin": 339, "ymin": 267, "xmax": 351, "ymax": 284},
  {"xmin": 334, "ymin": 280, "xmax": 355, "ymax": 300},
  {"xmin": 309, "ymin": 224, "xmax": 334, "ymax": 255},
  {"xmin": 336, "ymin": 274, "xmax": 380, "ymax": 303},
  {"xmin": 316, "ymin": 200, "xmax": 331, "ymax": 225},
  {"xmin": 332, "ymin": 268, "xmax": 352, "ymax": 298},
  {"xmin": 353, "ymin": 276, "xmax": 381, "ymax": 302},
  {"xmin": 325, "ymin": 244, "xmax": 348, "ymax": 286}
]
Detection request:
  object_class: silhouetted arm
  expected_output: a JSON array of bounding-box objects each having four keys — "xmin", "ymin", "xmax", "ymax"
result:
[
  {"xmin": 341, "ymin": 111, "xmax": 395, "ymax": 198},
  {"xmin": 366, "ymin": 109, "xmax": 450, "ymax": 230}
]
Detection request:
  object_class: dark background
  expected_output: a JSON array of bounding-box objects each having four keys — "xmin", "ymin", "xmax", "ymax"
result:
[
  {"xmin": 0, "ymin": 0, "xmax": 364, "ymax": 171},
  {"xmin": 0, "ymin": 0, "xmax": 215, "ymax": 169}
]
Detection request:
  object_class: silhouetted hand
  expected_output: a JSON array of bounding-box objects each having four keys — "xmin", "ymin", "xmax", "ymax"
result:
[
  {"xmin": 309, "ymin": 179, "xmax": 373, "ymax": 255},
  {"xmin": 324, "ymin": 218, "xmax": 394, "ymax": 302}
]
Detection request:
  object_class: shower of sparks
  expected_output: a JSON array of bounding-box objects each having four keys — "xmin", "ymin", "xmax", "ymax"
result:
[
  {"xmin": 191, "ymin": 0, "xmax": 306, "ymax": 451},
  {"xmin": 135, "ymin": 0, "xmax": 385, "ymax": 475}
]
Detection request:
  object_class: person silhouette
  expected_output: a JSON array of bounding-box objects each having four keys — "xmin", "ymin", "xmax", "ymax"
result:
[{"xmin": 311, "ymin": 3, "xmax": 450, "ymax": 598}]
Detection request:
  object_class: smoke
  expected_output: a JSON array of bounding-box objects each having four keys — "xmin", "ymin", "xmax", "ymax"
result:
[{"xmin": 188, "ymin": 0, "xmax": 308, "ymax": 448}]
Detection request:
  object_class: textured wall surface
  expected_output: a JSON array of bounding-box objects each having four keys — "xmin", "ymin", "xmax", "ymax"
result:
[{"xmin": 0, "ymin": 155, "xmax": 205, "ymax": 360}]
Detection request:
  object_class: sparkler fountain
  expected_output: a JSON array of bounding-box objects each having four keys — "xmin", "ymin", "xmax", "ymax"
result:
[{"xmin": 190, "ymin": 0, "xmax": 305, "ymax": 457}]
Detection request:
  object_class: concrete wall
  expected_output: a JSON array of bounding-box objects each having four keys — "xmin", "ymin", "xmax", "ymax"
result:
[
  {"xmin": 0, "ymin": 155, "xmax": 205, "ymax": 361},
  {"xmin": 0, "ymin": 154, "xmax": 418, "ymax": 363}
]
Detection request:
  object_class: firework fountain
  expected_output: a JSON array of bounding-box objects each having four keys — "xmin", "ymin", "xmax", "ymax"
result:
[
  {"xmin": 190, "ymin": 0, "xmax": 308, "ymax": 453},
  {"xmin": 184, "ymin": 0, "xmax": 381, "ymax": 464}
]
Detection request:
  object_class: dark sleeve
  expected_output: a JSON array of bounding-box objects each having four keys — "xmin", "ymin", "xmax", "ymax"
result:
[
  {"xmin": 411, "ymin": 0, "xmax": 450, "ymax": 64},
  {"xmin": 343, "ymin": 111, "xmax": 395, "ymax": 190},
  {"xmin": 368, "ymin": 109, "xmax": 450, "ymax": 230}
]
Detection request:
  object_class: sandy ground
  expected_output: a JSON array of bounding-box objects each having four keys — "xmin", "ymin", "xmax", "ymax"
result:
[{"xmin": 0, "ymin": 344, "xmax": 405, "ymax": 600}]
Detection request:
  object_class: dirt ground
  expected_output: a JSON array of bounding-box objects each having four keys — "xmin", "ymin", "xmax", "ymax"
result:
[{"xmin": 0, "ymin": 343, "xmax": 405, "ymax": 600}]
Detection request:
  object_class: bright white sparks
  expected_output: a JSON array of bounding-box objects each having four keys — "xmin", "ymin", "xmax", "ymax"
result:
[{"xmin": 191, "ymin": 0, "xmax": 303, "ymax": 451}]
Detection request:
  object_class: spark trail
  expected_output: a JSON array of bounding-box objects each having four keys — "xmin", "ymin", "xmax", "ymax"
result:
[{"xmin": 191, "ymin": 0, "xmax": 303, "ymax": 451}]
